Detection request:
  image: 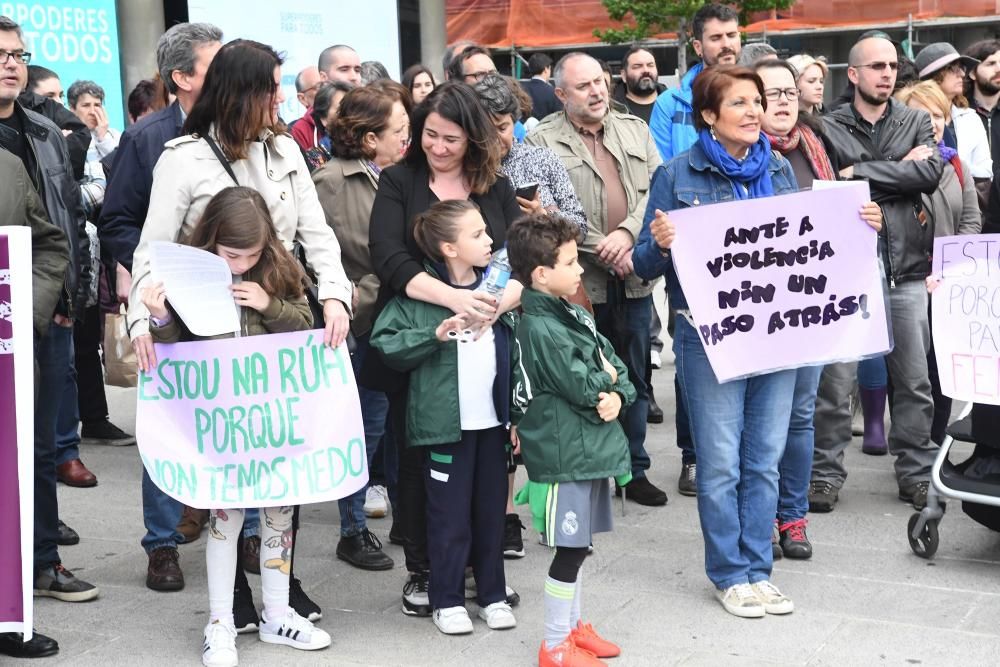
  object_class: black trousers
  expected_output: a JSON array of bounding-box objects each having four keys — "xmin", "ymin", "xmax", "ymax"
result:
[
  {"xmin": 425, "ymin": 426, "xmax": 507, "ymax": 610},
  {"xmin": 389, "ymin": 390, "xmax": 429, "ymax": 574},
  {"xmin": 73, "ymin": 304, "xmax": 109, "ymax": 424}
]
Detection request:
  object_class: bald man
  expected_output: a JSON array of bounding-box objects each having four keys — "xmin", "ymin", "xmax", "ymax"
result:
[
  {"xmin": 295, "ymin": 65, "xmax": 322, "ymax": 109},
  {"xmin": 318, "ymin": 44, "xmax": 361, "ymax": 86},
  {"xmin": 810, "ymin": 35, "xmax": 944, "ymax": 514}
]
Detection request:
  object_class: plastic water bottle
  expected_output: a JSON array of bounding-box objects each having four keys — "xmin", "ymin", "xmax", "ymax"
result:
[{"xmin": 477, "ymin": 247, "xmax": 511, "ymax": 302}]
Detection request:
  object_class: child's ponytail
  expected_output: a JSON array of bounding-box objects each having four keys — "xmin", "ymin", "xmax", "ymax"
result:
[{"xmin": 412, "ymin": 199, "xmax": 480, "ymax": 262}]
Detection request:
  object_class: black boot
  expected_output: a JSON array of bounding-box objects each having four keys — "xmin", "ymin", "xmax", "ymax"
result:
[{"xmin": 647, "ymin": 386, "xmax": 664, "ymax": 424}]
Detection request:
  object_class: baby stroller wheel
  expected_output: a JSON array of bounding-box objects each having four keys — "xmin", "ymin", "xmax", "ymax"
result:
[{"xmin": 907, "ymin": 513, "xmax": 939, "ymax": 559}]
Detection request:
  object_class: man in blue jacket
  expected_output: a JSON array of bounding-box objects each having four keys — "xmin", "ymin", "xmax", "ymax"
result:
[
  {"xmin": 649, "ymin": 3, "xmax": 741, "ymax": 162},
  {"xmin": 645, "ymin": 3, "xmax": 741, "ymax": 497},
  {"xmin": 98, "ymin": 21, "xmax": 222, "ymax": 593}
]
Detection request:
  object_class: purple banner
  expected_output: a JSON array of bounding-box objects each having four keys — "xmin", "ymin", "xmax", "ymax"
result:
[{"xmin": 0, "ymin": 229, "xmax": 33, "ymax": 636}]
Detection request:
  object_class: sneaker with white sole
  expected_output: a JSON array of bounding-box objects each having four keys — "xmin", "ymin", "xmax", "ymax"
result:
[
  {"xmin": 363, "ymin": 485, "xmax": 389, "ymax": 518},
  {"xmin": 477, "ymin": 601, "xmax": 516, "ymax": 629},
  {"xmin": 751, "ymin": 580, "xmax": 794, "ymax": 615},
  {"xmin": 463, "ymin": 568, "xmax": 520, "ymax": 607},
  {"xmin": 202, "ymin": 620, "xmax": 238, "ymax": 667},
  {"xmin": 258, "ymin": 609, "xmax": 332, "ymax": 650},
  {"xmin": 715, "ymin": 583, "xmax": 765, "ymax": 618},
  {"xmin": 433, "ymin": 606, "xmax": 473, "ymax": 635}
]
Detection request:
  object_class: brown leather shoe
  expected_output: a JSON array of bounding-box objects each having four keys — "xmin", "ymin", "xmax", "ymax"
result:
[
  {"xmin": 177, "ymin": 506, "xmax": 208, "ymax": 543},
  {"xmin": 242, "ymin": 535, "xmax": 261, "ymax": 575},
  {"xmin": 146, "ymin": 547, "xmax": 184, "ymax": 591},
  {"xmin": 55, "ymin": 459, "xmax": 97, "ymax": 487}
]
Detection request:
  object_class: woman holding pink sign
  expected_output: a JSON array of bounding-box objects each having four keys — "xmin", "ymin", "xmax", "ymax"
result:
[{"xmin": 633, "ymin": 65, "xmax": 802, "ymax": 620}]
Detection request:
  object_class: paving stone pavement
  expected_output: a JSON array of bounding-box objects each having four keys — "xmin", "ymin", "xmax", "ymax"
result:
[{"xmin": 33, "ymin": 334, "xmax": 1000, "ymax": 666}]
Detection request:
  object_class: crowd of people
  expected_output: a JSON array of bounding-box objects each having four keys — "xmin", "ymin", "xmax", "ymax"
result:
[{"xmin": 2, "ymin": 4, "xmax": 999, "ymax": 664}]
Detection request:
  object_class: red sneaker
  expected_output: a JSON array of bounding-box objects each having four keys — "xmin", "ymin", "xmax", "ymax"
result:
[
  {"xmin": 538, "ymin": 638, "xmax": 606, "ymax": 667},
  {"xmin": 570, "ymin": 621, "xmax": 621, "ymax": 658}
]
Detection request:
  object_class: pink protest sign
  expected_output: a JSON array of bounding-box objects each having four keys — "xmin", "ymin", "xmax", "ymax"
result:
[
  {"xmin": 135, "ymin": 330, "xmax": 368, "ymax": 509},
  {"xmin": 0, "ymin": 229, "xmax": 35, "ymax": 639},
  {"xmin": 932, "ymin": 234, "xmax": 1000, "ymax": 404},
  {"xmin": 668, "ymin": 182, "xmax": 891, "ymax": 382}
]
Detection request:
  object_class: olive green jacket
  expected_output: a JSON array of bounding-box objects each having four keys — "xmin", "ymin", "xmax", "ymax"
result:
[
  {"xmin": 527, "ymin": 110, "xmax": 661, "ymax": 303},
  {"xmin": 0, "ymin": 150, "xmax": 70, "ymax": 337}
]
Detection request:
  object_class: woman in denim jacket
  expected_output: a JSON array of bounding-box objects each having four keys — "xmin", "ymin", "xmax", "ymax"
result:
[{"xmin": 632, "ymin": 66, "xmax": 800, "ymax": 619}]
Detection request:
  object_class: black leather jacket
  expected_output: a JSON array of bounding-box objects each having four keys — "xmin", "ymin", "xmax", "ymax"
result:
[
  {"xmin": 0, "ymin": 103, "xmax": 90, "ymax": 318},
  {"xmin": 823, "ymin": 99, "xmax": 943, "ymax": 286}
]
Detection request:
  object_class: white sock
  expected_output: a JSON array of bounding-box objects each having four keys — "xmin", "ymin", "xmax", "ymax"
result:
[
  {"xmin": 259, "ymin": 506, "xmax": 293, "ymax": 620},
  {"xmin": 206, "ymin": 508, "xmax": 243, "ymax": 626},
  {"xmin": 570, "ymin": 568, "xmax": 582, "ymax": 627},
  {"xmin": 543, "ymin": 576, "xmax": 575, "ymax": 649}
]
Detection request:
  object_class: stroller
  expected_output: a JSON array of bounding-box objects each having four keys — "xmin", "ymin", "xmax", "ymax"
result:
[{"xmin": 908, "ymin": 402, "xmax": 1000, "ymax": 558}]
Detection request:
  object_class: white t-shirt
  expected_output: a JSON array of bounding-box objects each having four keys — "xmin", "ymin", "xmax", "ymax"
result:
[{"xmin": 457, "ymin": 326, "xmax": 501, "ymax": 431}]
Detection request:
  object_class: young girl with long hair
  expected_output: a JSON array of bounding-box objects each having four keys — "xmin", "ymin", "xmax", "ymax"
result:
[
  {"xmin": 141, "ymin": 186, "xmax": 331, "ymax": 666},
  {"xmin": 371, "ymin": 200, "xmax": 517, "ymax": 635}
]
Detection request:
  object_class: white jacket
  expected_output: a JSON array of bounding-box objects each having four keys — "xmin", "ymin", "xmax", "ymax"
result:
[
  {"xmin": 953, "ymin": 105, "xmax": 993, "ymax": 178},
  {"xmin": 127, "ymin": 129, "xmax": 353, "ymax": 337}
]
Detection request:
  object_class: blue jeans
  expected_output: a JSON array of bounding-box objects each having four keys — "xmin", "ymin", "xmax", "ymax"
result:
[
  {"xmin": 858, "ymin": 356, "xmax": 887, "ymax": 390},
  {"xmin": 778, "ymin": 365, "xmax": 823, "ymax": 524},
  {"xmin": 34, "ymin": 322, "xmax": 73, "ymax": 571},
  {"xmin": 593, "ymin": 291, "xmax": 652, "ymax": 477},
  {"xmin": 674, "ymin": 318, "xmax": 796, "ymax": 589},
  {"xmin": 243, "ymin": 508, "xmax": 259, "ymax": 538},
  {"xmin": 340, "ymin": 334, "xmax": 389, "ymax": 537},
  {"xmin": 54, "ymin": 336, "xmax": 81, "ymax": 467},
  {"xmin": 141, "ymin": 466, "xmax": 185, "ymax": 552}
]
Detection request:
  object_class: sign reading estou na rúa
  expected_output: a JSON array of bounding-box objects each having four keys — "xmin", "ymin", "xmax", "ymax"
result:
[
  {"xmin": 667, "ymin": 180, "xmax": 892, "ymax": 382},
  {"xmin": 135, "ymin": 329, "xmax": 368, "ymax": 509}
]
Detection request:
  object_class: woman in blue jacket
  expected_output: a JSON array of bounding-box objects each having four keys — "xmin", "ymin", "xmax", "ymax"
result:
[{"xmin": 633, "ymin": 65, "xmax": 800, "ymax": 619}]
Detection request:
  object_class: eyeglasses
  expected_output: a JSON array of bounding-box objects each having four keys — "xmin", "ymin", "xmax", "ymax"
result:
[
  {"xmin": 853, "ymin": 61, "xmax": 898, "ymax": 72},
  {"xmin": 764, "ymin": 87, "xmax": 799, "ymax": 101},
  {"xmin": 463, "ymin": 69, "xmax": 497, "ymax": 82},
  {"xmin": 0, "ymin": 50, "xmax": 31, "ymax": 65}
]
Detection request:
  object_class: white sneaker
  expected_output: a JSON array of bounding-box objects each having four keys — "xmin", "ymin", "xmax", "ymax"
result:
[
  {"xmin": 433, "ymin": 606, "xmax": 473, "ymax": 635},
  {"xmin": 202, "ymin": 620, "xmax": 238, "ymax": 667},
  {"xmin": 650, "ymin": 349, "xmax": 662, "ymax": 369},
  {"xmin": 751, "ymin": 580, "xmax": 794, "ymax": 615},
  {"xmin": 258, "ymin": 609, "xmax": 332, "ymax": 650},
  {"xmin": 716, "ymin": 583, "xmax": 765, "ymax": 618},
  {"xmin": 477, "ymin": 601, "xmax": 516, "ymax": 629},
  {"xmin": 363, "ymin": 485, "xmax": 389, "ymax": 518}
]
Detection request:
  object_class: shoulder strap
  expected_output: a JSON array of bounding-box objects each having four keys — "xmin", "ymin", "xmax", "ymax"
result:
[
  {"xmin": 950, "ymin": 155, "xmax": 964, "ymax": 186},
  {"xmin": 203, "ymin": 135, "xmax": 239, "ymax": 185}
]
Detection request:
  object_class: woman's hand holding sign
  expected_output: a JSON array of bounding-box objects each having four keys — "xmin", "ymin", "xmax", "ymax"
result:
[{"xmin": 650, "ymin": 209, "xmax": 676, "ymax": 252}]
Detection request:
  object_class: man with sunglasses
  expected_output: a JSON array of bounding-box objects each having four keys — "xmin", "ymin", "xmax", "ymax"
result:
[{"xmin": 810, "ymin": 34, "xmax": 944, "ymax": 514}]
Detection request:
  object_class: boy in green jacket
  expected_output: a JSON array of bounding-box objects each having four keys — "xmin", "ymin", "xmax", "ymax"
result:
[{"xmin": 508, "ymin": 212, "xmax": 635, "ymax": 667}]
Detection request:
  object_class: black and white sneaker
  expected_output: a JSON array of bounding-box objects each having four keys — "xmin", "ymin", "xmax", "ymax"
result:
[
  {"xmin": 503, "ymin": 514, "xmax": 526, "ymax": 559},
  {"xmin": 202, "ymin": 621, "xmax": 238, "ymax": 667},
  {"xmin": 402, "ymin": 571, "xmax": 431, "ymax": 617},
  {"xmin": 258, "ymin": 609, "xmax": 331, "ymax": 650},
  {"xmin": 289, "ymin": 576, "xmax": 322, "ymax": 622},
  {"xmin": 33, "ymin": 563, "xmax": 99, "ymax": 602}
]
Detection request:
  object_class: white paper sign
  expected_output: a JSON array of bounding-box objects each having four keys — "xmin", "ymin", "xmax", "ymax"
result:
[{"xmin": 150, "ymin": 242, "xmax": 240, "ymax": 336}]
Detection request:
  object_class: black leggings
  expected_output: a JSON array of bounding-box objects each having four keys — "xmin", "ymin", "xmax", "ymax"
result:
[{"xmin": 548, "ymin": 546, "xmax": 588, "ymax": 583}]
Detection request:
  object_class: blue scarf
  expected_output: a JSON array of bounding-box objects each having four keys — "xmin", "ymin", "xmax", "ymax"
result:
[
  {"xmin": 697, "ymin": 129, "xmax": 774, "ymax": 200},
  {"xmin": 937, "ymin": 140, "xmax": 957, "ymax": 162}
]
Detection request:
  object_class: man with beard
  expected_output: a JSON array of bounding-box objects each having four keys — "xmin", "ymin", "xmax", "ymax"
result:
[
  {"xmin": 649, "ymin": 3, "xmax": 740, "ymax": 161},
  {"xmin": 810, "ymin": 34, "xmax": 943, "ymax": 513},
  {"xmin": 613, "ymin": 46, "xmax": 664, "ymax": 124},
  {"xmin": 646, "ymin": 3, "xmax": 740, "ymax": 498},
  {"xmin": 965, "ymin": 40, "xmax": 1000, "ymax": 175},
  {"xmin": 528, "ymin": 53, "xmax": 668, "ymax": 507}
]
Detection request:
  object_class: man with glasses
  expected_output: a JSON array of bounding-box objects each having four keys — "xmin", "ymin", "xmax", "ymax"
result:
[
  {"xmin": 446, "ymin": 44, "xmax": 498, "ymax": 83},
  {"xmin": 810, "ymin": 34, "xmax": 943, "ymax": 513},
  {"xmin": 0, "ymin": 14, "xmax": 98, "ymax": 640}
]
